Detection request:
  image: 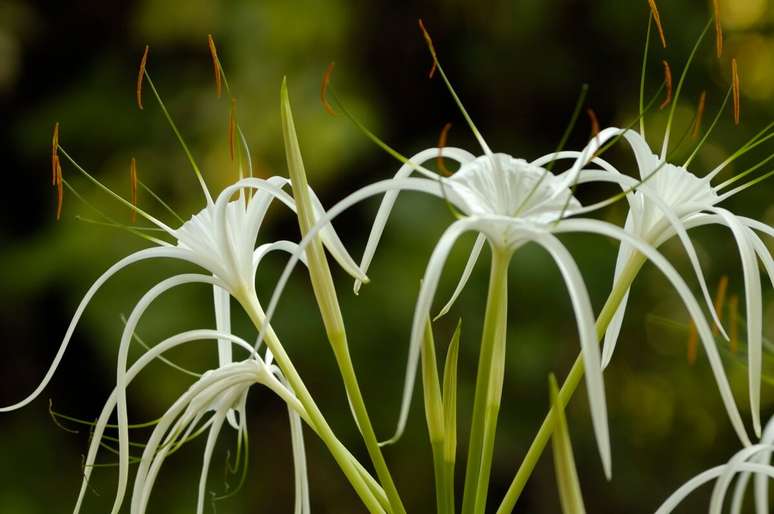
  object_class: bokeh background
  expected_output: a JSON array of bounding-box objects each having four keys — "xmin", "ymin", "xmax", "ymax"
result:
[{"xmin": 1, "ymin": 0, "xmax": 773, "ymax": 512}]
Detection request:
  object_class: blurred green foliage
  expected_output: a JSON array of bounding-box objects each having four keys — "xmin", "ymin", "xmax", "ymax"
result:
[{"xmin": 0, "ymin": 0, "xmax": 772, "ymax": 512}]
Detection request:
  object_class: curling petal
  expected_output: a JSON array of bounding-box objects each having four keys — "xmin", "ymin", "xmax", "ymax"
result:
[{"xmin": 434, "ymin": 233, "xmax": 486, "ymax": 320}]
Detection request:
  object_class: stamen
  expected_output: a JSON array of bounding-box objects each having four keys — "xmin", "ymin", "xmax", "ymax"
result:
[
  {"xmin": 728, "ymin": 294, "xmax": 739, "ymax": 353},
  {"xmin": 136, "ymin": 45, "xmax": 149, "ymax": 110},
  {"xmin": 732, "ymin": 58, "xmax": 740, "ymax": 125},
  {"xmin": 436, "ymin": 122, "xmax": 453, "ymax": 176},
  {"xmin": 51, "ymin": 122, "xmax": 59, "ymax": 185},
  {"xmin": 130, "ymin": 158, "xmax": 138, "ymax": 224},
  {"xmin": 712, "ymin": 275, "xmax": 728, "ymax": 336},
  {"xmin": 713, "ymin": 0, "xmax": 724, "ymax": 58},
  {"xmin": 208, "ymin": 34, "xmax": 222, "ymax": 98},
  {"xmin": 587, "ymin": 107, "xmax": 600, "ymax": 139},
  {"xmin": 647, "ymin": 0, "xmax": 667, "ymax": 48},
  {"xmin": 417, "ymin": 19, "xmax": 437, "ymax": 78},
  {"xmin": 55, "ymin": 155, "xmax": 63, "ymax": 221},
  {"xmin": 320, "ymin": 62, "xmax": 337, "ymax": 116},
  {"xmin": 229, "ymin": 98, "xmax": 237, "ymax": 161},
  {"xmin": 687, "ymin": 321, "xmax": 698, "ymax": 365},
  {"xmin": 691, "ymin": 90, "xmax": 707, "ymax": 139},
  {"xmin": 659, "ymin": 60, "xmax": 672, "ymax": 110}
]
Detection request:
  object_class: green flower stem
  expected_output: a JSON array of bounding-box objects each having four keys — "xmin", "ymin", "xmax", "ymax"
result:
[
  {"xmin": 242, "ymin": 294, "xmax": 387, "ymax": 513},
  {"xmin": 496, "ymin": 252, "xmax": 646, "ymax": 514},
  {"xmin": 461, "ymin": 247, "xmax": 512, "ymax": 514}
]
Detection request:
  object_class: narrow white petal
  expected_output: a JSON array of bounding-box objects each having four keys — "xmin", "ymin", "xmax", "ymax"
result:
[
  {"xmin": 536, "ymin": 234, "xmax": 610, "ymax": 478},
  {"xmin": 434, "ymin": 233, "xmax": 486, "ymax": 320},
  {"xmin": 601, "ymin": 214, "xmax": 635, "ymax": 369},
  {"xmin": 709, "ymin": 444, "xmax": 774, "ymax": 514},
  {"xmin": 554, "ymin": 218, "xmax": 751, "ymax": 447}
]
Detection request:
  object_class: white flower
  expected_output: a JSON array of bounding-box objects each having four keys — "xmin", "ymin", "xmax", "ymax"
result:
[
  {"xmin": 590, "ymin": 128, "xmax": 773, "ymax": 438},
  {"xmin": 655, "ymin": 413, "xmax": 774, "ymax": 514}
]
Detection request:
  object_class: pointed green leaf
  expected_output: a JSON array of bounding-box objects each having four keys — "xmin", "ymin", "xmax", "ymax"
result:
[
  {"xmin": 549, "ymin": 373, "xmax": 586, "ymax": 514},
  {"xmin": 421, "ymin": 318, "xmax": 444, "ymax": 443},
  {"xmin": 442, "ymin": 318, "xmax": 461, "ymax": 463}
]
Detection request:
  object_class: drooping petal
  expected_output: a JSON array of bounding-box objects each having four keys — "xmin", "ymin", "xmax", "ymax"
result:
[
  {"xmin": 384, "ymin": 218, "xmax": 481, "ymax": 446},
  {"xmin": 0, "ymin": 246, "xmax": 194, "ymax": 413},
  {"xmin": 709, "ymin": 443, "xmax": 774, "ymax": 514},
  {"xmin": 601, "ymin": 214, "xmax": 635, "ymax": 369},
  {"xmin": 355, "ymin": 147, "xmax": 475, "ymax": 293},
  {"xmin": 535, "ymin": 233, "xmax": 610, "ymax": 478},
  {"xmin": 553, "ymin": 218, "xmax": 751, "ymax": 447},
  {"xmin": 435, "ymin": 233, "xmax": 486, "ymax": 320}
]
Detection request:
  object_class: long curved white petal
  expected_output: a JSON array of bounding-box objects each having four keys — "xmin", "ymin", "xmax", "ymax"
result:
[
  {"xmin": 354, "ymin": 147, "xmax": 475, "ymax": 293},
  {"xmin": 601, "ymin": 213, "xmax": 635, "ymax": 369},
  {"xmin": 434, "ymin": 233, "xmax": 486, "ymax": 320},
  {"xmin": 535, "ymin": 233, "xmax": 611, "ymax": 478},
  {"xmin": 553, "ymin": 218, "xmax": 751, "ymax": 447},
  {"xmin": 0, "ymin": 246, "xmax": 194, "ymax": 413}
]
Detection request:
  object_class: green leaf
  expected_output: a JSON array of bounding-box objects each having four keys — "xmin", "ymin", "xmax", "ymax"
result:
[
  {"xmin": 421, "ymin": 318, "xmax": 444, "ymax": 443},
  {"xmin": 442, "ymin": 318, "xmax": 461, "ymax": 464},
  {"xmin": 549, "ymin": 373, "xmax": 586, "ymax": 514}
]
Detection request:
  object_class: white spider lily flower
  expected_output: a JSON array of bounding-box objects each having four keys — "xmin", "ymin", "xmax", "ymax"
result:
[
  {"xmin": 587, "ymin": 128, "xmax": 774, "ymax": 438},
  {"xmin": 655, "ymin": 413, "xmax": 774, "ymax": 514},
  {"xmin": 71, "ymin": 329, "xmax": 311, "ymax": 514}
]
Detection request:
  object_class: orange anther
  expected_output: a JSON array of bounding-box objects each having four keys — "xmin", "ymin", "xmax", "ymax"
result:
[
  {"xmin": 320, "ymin": 62, "xmax": 337, "ymax": 116},
  {"xmin": 712, "ymin": 275, "xmax": 728, "ymax": 336},
  {"xmin": 687, "ymin": 321, "xmax": 698, "ymax": 365},
  {"xmin": 659, "ymin": 60, "xmax": 672, "ymax": 110},
  {"xmin": 418, "ymin": 19, "xmax": 438, "ymax": 78},
  {"xmin": 647, "ymin": 0, "xmax": 667, "ymax": 48},
  {"xmin": 436, "ymin": 122, "xmax": 453, "ymax": 176},
  {"xmin": 208, "ymin": 34, "xmax": 222, "ymax": 98},
  {"xmin": 728, "ymin": 294, "xmax": 739, "ymax": 353},
  {"xmin": 55, "ymin": 156, "xmax": 63, "ymax": 221},
  {"xmin": 713, "ymin": 0, "xmax": 724, "ymax": 58},
  {"xmin": 732, "ymin": 58, "xmax": 741, "ymax": 125},
  {"xmin": 136, "ymin": 45, "xmax": 149, "ymax": 110},
  {"xmin": 587, "ymin": 108, "xmax": 600, "ymax": 138},
  {"xmin": 130, "ymin": 158, "xmax": 138, "ymax": 224},
  {"xmin": 691, "ymin": 90, "xmax": 707, "ymax": 139},
  {"xmin": 51, "ymin": 122, "xmax": 60, "ymax": 185}
]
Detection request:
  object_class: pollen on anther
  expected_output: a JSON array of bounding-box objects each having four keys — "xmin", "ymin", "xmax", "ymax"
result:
[
  {"xmin": 55, "ymin": 157, "xmax": 63, "ymax": 221},
  {"xmin": 713, "ymin": 0, "xmax": 724, "ymax": 58},
  {"xmin": 51, "ymin": 122, "xmax": 60, "ymax": 185},
  {"xmin": 418, "ymin": 19, "xmax": 438, "ymax": 78},
  {"xmin": 691, "ymin": 90, "xmax": 707, "ymax": 139},
  {"xmin": 228, "ymin": 98, "xmax": 237, "ymax": 162},
  {"xmin": 712, "ymin": 275, "xmax": 728, "ymax": 336},
  {"xmin": 136, "ymin": 45, "xmax": 149, "ymax": 110},
  {"xmin": 130, "ymin": 158, "xmax": 138, "ymax": 224},
  {"xmin": 320, "ymin": 62, "xmax": 337, "ymax": 116},
  {"xmin": 436, "ymin": 122, "xmax": 453, "ymax": 176},
  {"xmin": 659, "ymin": 60, "xmax": 672, "ymax": 110},
  {"xmin": 732, "ymin": 58, "xmax": 741, "ymax": 125},
  {"xmin": 208, "ymin": 34, "xmax": 222, "ymax": 98},
  {"xmin": 728, "ymin": 294, "xmax": 739, "ymax": 353},
  {"xmin": 647, "ymin": 0, "xmax": 668, "ymax": 48}
]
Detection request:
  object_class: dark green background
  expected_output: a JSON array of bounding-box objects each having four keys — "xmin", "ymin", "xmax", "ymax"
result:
[{"xmin": 0, "ymin": 0, "xmax": 772, "ymax": 512}]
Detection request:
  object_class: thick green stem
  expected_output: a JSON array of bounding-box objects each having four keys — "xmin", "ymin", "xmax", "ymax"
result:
[
  {"xmin": 496, "ymin": 253, "xmax": 646, "ymax": 514},
  {"xmin": 242, "ymin": 295, "xmax": 386, "ymax": 513},
  {"xmin": 461, "ymin": 247, "xmax": 511, "ymax": 514}
]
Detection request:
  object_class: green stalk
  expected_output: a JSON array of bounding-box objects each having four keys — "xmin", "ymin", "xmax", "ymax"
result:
[
  {"xmin": 496, "ymin": 253, "xmax": 646, "ymax": 514},
  {"xmin": 241, "ymin": 295, "xmax": 386, "ymax": 513},
  {"xmin": 461, "ymin": 248, "xmax": 511, "ymax": 514}
]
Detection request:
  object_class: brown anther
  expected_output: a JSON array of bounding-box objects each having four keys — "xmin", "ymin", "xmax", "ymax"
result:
[
  {"xmin": 208, "ymin": 34, "xmax": 222, "ymax": 98},
  {"xmin": 228, "ymin": 98, "xmax": 237, "ymax": 161},
  {"xmin": 587, "ymin": 108, "xmax": 600, "ymax": 138},
  {"xmin": 659, "ymin": 60, "xmax": 672, "ymax": 110},
  {"xmin": 320, "ymin": 62, "xmax": 338, "ymax": 116},
  {"xmin": 728, "ymin": 294, "xmax": 739, "ymax": 353},
  {"xmin": 647, "ymin": 0, "xmax": 667, "ymax": 48},
  {"xmin": 732, "ymin": 58, "xmax": 741, "ymax": 125},
  {"xmin": 712, "ymin": 275, "xmax": 728, "ymax": 336},
  {"xmin": 55, "ymin": 157, "xmax": 63, "ymax": 221},
  {"xmin": 51, "ymin": 122, "xmax": 60, "ymax": 185},
  {"xmin": 687, "ymin": 321, "xmax": 698, "ymax": 365},
  {"xmin": 418, "ymin": 19, "xmax": 438, "ymax": 78},
  {"xmin": 713, "ymin": 0, "xmax": 724, "ymax": 58},
  {"xmin": 691, "ymin": 90, "xmax": 707, "ymax": 139},
  {"xmin": 436, "ymin": 122, "xmax": 453, "ymax": 176},
  {"xmin": 136, "ymin": 45, "xmax": 149, "ymax": 110},
  {"xmin": 130, "ymin": 158, "xmax": 138, "ymax": 224}
]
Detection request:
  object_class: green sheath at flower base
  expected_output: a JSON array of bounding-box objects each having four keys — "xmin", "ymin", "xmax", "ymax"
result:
[
  {"xmin": 549, "ymin": 373, "xmax": 586, "ymax": 514},
  {"xmin": 280, "ymin": 79, "xmax": 406, "ymax": 514}
]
